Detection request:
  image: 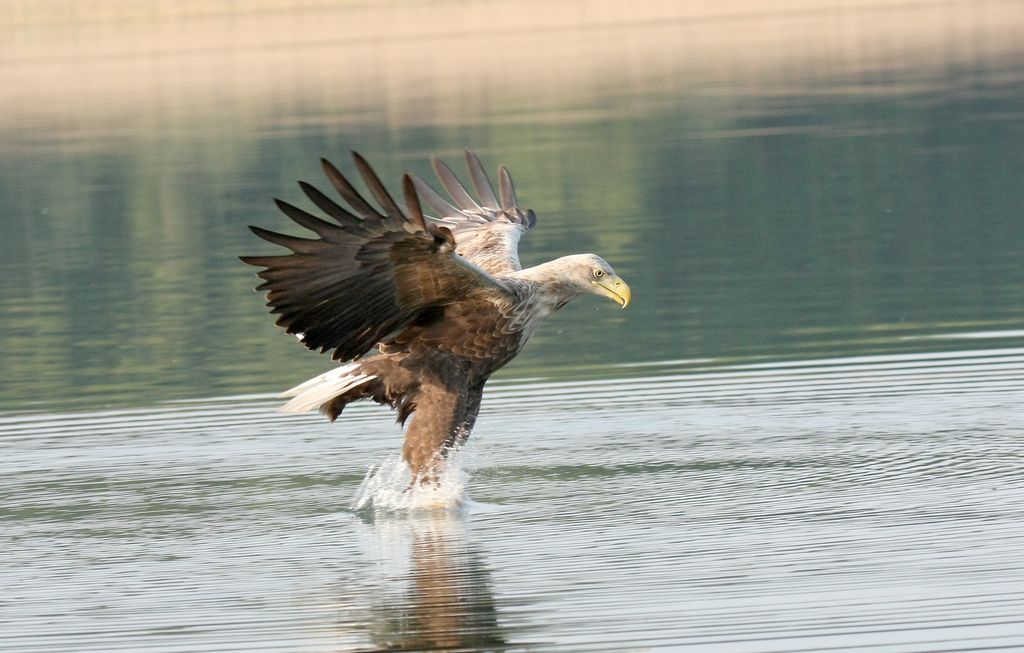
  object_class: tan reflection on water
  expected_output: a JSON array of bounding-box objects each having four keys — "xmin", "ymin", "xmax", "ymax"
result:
[
  {"xmin": 349, "ymin": 513, "xmax": 509, "ymax": 651},
  {"xmin": 2, "ymin": 0, "xmax": 1022, "ymax": 142}
]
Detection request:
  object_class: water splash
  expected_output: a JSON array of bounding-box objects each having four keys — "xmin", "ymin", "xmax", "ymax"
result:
[{"xmin": 351, "ymin": 454, "xmax": 468, "ymax": 512}]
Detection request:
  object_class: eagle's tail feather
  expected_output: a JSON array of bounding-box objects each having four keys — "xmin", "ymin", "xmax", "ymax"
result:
[{"xmin": 278, "ymin": 363, "xmax": 376, "ymax": 414}]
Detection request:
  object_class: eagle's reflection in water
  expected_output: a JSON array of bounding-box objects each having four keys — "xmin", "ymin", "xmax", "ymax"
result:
[{"xmin": 348, "ymin": 510, "xmax": 512, "ymax": 652}]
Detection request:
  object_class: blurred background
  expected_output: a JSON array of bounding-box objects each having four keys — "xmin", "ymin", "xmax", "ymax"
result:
[
  {"xmin": 1, "ymin": 0, "xmax": 1022, "ymax": 410},
  {"xmin": 4, "ymin": 3, "xmax": 1024, "ymax": 652}
]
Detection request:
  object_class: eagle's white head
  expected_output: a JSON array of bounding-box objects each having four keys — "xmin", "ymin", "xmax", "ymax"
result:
[{"xmin": 519, "ymin": 253, "xmax": 631, "ymax": 312}]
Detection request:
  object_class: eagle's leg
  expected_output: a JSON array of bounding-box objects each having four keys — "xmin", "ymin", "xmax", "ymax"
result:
[
  {"xmin": 447, "ymin": 382, "xmax": 484, "ymax": 451},
  {"xmin": 403, "ymin": 382, "xmax": 484, "ymax": 485}
]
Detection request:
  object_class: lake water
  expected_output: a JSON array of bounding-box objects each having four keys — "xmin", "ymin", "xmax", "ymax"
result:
[{"xmin": 2, "ymin": 1, "xmax": 1024, "ymax": 651}]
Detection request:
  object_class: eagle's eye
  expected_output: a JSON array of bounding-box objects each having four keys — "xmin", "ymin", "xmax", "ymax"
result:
[{"xmin": 593, "ymin": 269, "xmax": 605, "ymax": 278}]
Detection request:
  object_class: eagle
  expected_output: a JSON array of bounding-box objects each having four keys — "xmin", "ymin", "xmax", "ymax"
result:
[{"xmin": 241, "ymin": 151, "xmax": 631, "ymax": 482}]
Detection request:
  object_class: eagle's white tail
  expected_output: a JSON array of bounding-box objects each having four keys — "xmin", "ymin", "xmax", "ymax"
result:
[{"xmin": 278, "ymin": 363, "xmax": 376, "ymax": 413}]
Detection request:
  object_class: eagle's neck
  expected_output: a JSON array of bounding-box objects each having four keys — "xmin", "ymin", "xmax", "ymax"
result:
[{"xmin": 513, "ymin": 258, "xmax": 584, "ymax": 315}]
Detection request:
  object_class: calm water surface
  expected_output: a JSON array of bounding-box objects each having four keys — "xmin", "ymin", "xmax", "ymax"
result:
[{"xmin": 2, "ymin": 2, "xmax": 1024, "ymax": 651}]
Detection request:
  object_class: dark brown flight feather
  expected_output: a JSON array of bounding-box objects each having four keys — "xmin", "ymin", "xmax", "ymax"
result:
[
  {"xmin": 352, "ymin": 152, "xmax": 407, "ymax": 223},
  {"xmin": 402, "ymin": 174, "xmax": 428, "ymax": 231},
  {"xmin": 241, "ymin": 153, "xmax": 499, "ymax": 362},
  {"xmin": 320, "ymin": 157, "xmax": 386, "ymax": 223}
]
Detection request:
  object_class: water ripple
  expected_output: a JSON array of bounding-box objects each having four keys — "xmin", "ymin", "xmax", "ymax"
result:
[{"xmin": 2, "ymin": 348, "xmax": 1023, "ymax": 651}]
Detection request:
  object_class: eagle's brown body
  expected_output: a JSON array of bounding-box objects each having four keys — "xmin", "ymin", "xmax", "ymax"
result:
[{"xmin": 242, "ymin": 151, "xmax": 630, "ymax": 480}]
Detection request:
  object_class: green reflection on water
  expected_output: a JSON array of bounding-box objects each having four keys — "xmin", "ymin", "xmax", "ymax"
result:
[{"xmin": 1, "ymin": 12, "xmax": 1022, "ymax": 412}]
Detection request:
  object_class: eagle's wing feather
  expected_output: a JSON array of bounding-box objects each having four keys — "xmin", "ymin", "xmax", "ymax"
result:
[
  {"xmin": 241, "ymin": 154, "xmax": 501, "ymax": 362},
  {"xmin": 410, "ymin": 150, "xmax": 537, "ymax": 276},
  {"xmin": 465, "ymin": 150, "xmax": 499, "ymax": 208}
]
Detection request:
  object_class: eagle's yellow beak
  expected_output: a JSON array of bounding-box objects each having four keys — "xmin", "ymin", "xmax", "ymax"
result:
[{"xmin": 594, "ymin": 276, "xmax": 631, "ymax": 308}]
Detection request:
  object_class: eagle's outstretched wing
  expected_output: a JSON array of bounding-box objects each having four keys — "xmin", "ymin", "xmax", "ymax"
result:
[
  {"xmin": 410, "ymin": 151, "xmax": 537, "ymax": 276},
  {"xmin": 240, "ymin": 153, "xmax": 501, "ymax": 362}
]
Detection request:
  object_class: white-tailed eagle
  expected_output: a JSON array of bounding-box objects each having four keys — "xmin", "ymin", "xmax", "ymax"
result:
[{"xmin": 242, "ymin": 151, "xmax": 631, "ymax": 481}]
